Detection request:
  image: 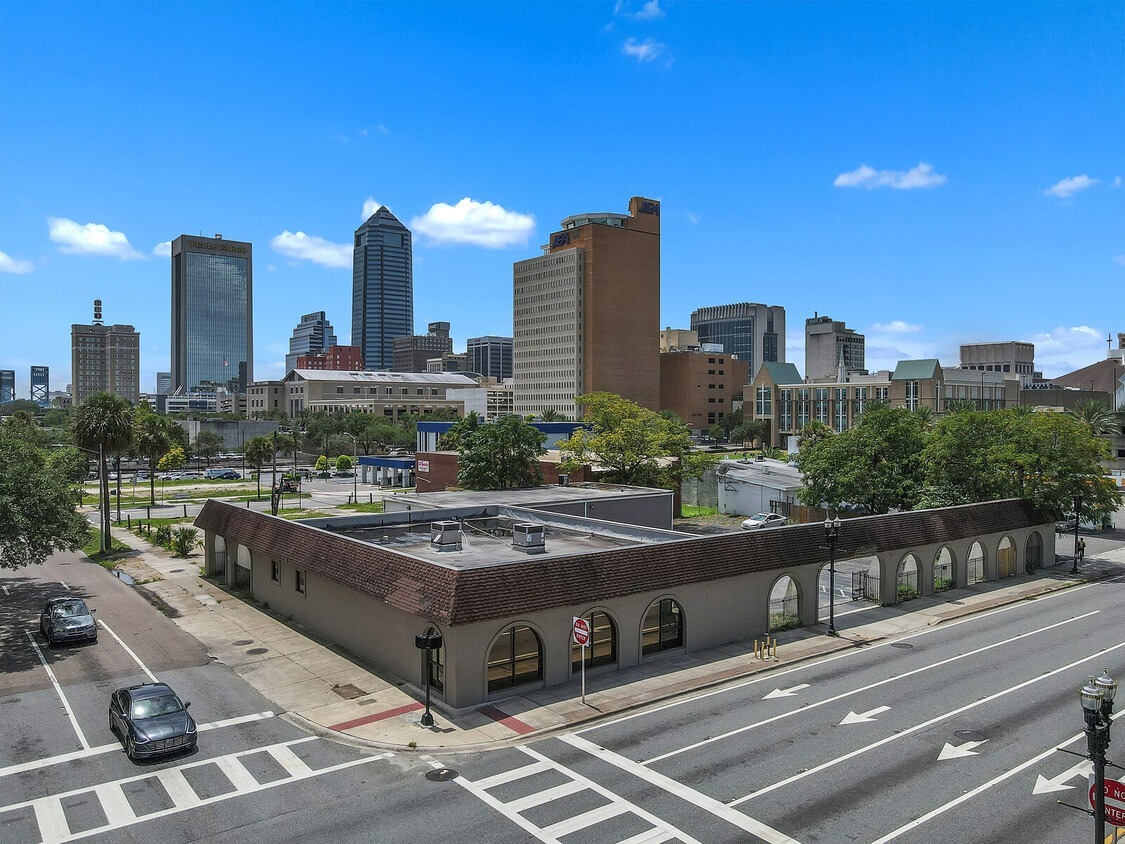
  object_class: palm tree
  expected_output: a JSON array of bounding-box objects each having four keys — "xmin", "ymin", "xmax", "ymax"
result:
[
  {"xmin": 244, "ymin": 436, "xmax": 275, "ymax": 500},
  {"xmin": 73, "ymin": 393, "xmax": 135, "ymax": 553},
  {"xmin": 133, "ymin": 405, "xmax": 176, "ymax": 505},
  {"xmin": 538, "ymin": 409, "xmax": 569, "ymax": 422},
  {"xmin": 912, "ymin": 405, "xmax": 936, "ymax": 428},
  {"xmin": 1067, "ymin": 399, "xmax": 1121, "ymax": 436}
]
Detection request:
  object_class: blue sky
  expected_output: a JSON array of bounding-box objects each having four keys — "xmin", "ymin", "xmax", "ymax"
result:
[{"xmin": 1, "ymin": 1, "xmax": 1122, "ymax": 398}]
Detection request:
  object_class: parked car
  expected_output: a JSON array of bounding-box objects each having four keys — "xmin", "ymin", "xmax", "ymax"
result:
[
  {"xmin": 1055, "ymin": 514, "xmax": 1078, "ymax": 533},
  {"xmin": 40, "ymin": 597, "xmax": 98, "ymax": 646},
  {"xmin": 204, "ymin": 468, "xmax": 241, "ymax": 480},
  {"xmin": 741, "ymin": 513, "xmax": 789, "ymax": 530},
  {"xmin": 167, "ymin": 471, "xmax": 203, "ymax": 480},
  {"xmin": 278, "ymin": 478, "xmax": 300, "ymax": 493},
  {"xmin": 134, "ymin": 470, "xmax": 151, "ymax": 481},
  {"xmin": 109, "ymin": 682, "xmax": 197, "ymax": 760}
]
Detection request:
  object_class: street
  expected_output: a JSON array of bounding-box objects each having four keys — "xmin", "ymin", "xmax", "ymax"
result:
[{"xmin": 3, "ymin": 544, "xmax": 1124, "ymax": 842}]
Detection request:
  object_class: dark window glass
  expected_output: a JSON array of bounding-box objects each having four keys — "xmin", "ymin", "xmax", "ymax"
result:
[
  {"xmin": 641, "ymin": 599, "xmax": 684, "ymax": 656},
  {"xmin": 487, "ymin": 625, "xmax": 543, "ymax": 692},
  {"xmin": 571, "ymin": 611, "xmax": 617, "ymax": 672},
  {"xmin": 271, "ymin": 560, "xmax": 279, "ymax": 582}
]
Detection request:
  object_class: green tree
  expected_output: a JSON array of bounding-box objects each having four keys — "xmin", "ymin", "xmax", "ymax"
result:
[
  {"xmin": 191, "ymin": 429, "xmax": 226, "ymax": 467},
  {"xmin": 0, "ymin": 419, "xmax": 90, "ymax": 568},
  {"xmin": 335, "ymin": 453, "xmax": 353, "ymax": 473},
  {"xmin": 133, "ymin": 404, "xmax": 177, "ymax": 505},
  {"xmin": 244, "ymin": 436, "xmax": 275, "ymax": 500},
  {"xmin": 439, "ymin": 412, "xmax": 482, "ymax": 451},
  {"xmin": 72, "ymin": 393, "xmax": 134, "ymax": 553},
  {"xmin": 796, "ymin": 404, "xmax": 927, "ymax": 515},
  {"xmin": 537, "ymin": 408, "xmax": 569, "ymax": 422},
  {"xmin": 558, "ymin": 392, "xmax": 714, "ymax": 490},
  {"xmin": 456, "ymin": 414, "xmax": 547, "ymax": 490},
  {"xmin": 1067, "ymin": 399, "xmax": 1121, "ymax": 437},
  {"xmin": 315, "ymin": 454, "xmax": 329, "ymax": 474},
  {"xmin": 158, "ymin": 445, "xmax": 186, "ymax": 472}
]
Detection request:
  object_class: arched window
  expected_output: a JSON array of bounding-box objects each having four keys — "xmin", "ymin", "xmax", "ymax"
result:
[
  {"xmin": 572, "ymin": 611, "xmax": 617, "ymax": 672},
  {"xmin": 898, "ymin": 554, "xmax": 919, "ymax": 601},
  {"xmin": 769, "ymin": 575, "xmax": 801, "ymax": 631},
  {"xmin": 1025, "ymin": 531, "xmax": 1043, "ymax": 571},
  {"xmin": 641, "ymin": 599, "xmax": 684, "ymax": 656},
  {"xmin": 487, "ymin": 625, "xmax": 543, "ymax": 693},
  {"xmin": 933, "ymin": 547, "xmax": 954, "ymax": 592},
  {"xmin": 967, "ymin": 542, "xmax": 985, "ymax": 585}
]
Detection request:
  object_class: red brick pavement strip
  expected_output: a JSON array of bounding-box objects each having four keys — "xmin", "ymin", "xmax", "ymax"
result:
[
  {"xmin": 479, "ymin": 705, "xmax": 536, "ymax": 735},
  {"xmin": 329, "ymin": 702, "xmax": 424, "ymax": 732}
]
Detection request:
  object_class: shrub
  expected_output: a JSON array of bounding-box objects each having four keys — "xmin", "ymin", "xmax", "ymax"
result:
[
  {"xmin": 172, "ymin": 526, "xmax": 200, "ymax": 557},
  {"xmin": 769, "ymin": 613, "xmax": 802, "ymax": 632},
  {"xmin": 154, "ymin": 525, "xmax": 173, "ymax": 547},
  {"xmin": 897, "ymin": 585, "xmax": 919, "ymax": 602}
]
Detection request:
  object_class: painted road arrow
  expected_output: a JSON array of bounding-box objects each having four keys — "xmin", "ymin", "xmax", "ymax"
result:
[
  {"xmin": 1033, "ymin": 759, "xmax": 1093, "ymax": 794},
  {"xmin": 763, "ymin": 684, "xmax": 810, "ymax": 700},
  {"xmin": 839, "ymin": 706, "xmax": 891, "ymax": 725},
  {"xmin": 938, "ymin": 739, "xmax": 989, "ymax": 760}
]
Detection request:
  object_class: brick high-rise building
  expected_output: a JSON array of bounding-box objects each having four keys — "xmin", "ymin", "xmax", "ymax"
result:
[
  {"xmin": 71, "ymin": 300, "xmax": 140, "ymax": 405},
  {"xmin": 393, "ymin": 321, "xmax": 453, "ymax": 372},
  {"xmin": 513, "ymin": 196, "xmax": 661, "ymax": 418},
  {"xmin": 295, "ymin": 345, "xmax": 365, "ymax": 371}
]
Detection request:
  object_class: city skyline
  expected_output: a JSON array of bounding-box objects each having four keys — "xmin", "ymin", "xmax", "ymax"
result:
[{"xmin": 1, "ymin": 2, "xmax": 1122, "ymax": 397}]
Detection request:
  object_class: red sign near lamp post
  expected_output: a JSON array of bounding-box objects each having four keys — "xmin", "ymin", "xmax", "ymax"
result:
[
  {"xmin": 1090, "ymin": 778, "xmax": 1125, "ymax": 828},
  {"xmin": 573, "ymin": 617, "xmax": 591, "ymax": 704}
]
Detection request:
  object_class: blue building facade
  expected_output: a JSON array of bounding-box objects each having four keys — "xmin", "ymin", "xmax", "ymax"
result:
[
  {"xmin": 352, "ymin": 207, "xmax": 413, "ymax": 371},
  {"xmin": 285, "ymin": 311, "xmax": 338, "ymax": 373}
]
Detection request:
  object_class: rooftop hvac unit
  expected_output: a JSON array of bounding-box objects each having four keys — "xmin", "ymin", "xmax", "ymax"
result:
[
  {"xmin": 430, "ymin": 520, "xmax": 462, "ymax": 552},
  {"xmin": 511, "ymin": 523, "xmax": 546, "ymax": 554}
]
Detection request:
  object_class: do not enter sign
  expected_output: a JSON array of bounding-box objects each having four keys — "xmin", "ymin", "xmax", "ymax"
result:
[
  {"xmin": 573, "ymin": 617, "xmax": 591, "ymax": 647},
  {"xmin": 1090, "ymin": 778, "xmax": 1125, "ymax": 828}
]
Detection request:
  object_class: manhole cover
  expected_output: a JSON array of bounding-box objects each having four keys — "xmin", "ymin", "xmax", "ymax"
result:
[
  {"xmin": 425, "ymin": 768, "xmax": 458, "ymax": 782},
  {"xmin": 169, "ymin": 569, "xmax": 184, "ymax": 573},
  {"xmin": 233, "ymin": 639, "xmax": 253, "ymax": 646},
  {"xmin": 955, "ymin": 730, "xmax": 987, "ymax": 741},
  {"xmin": 332, "ymin": 684, "xmax": 367, "ymax": 700},
  {"xmin": 891, "ymin": 643, "xmax": 914, "ymax": 649},
  {"xmin": 246, "ymin": 647, "xmax": 268, "ymax": 655}
]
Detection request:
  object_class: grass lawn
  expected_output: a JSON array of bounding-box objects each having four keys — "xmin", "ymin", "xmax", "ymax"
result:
[
  {"xmin": 680, "ymin": 505, "xmax": 720, "ymax": 517},
  {"xmin": 336, "ymin": 501, "xmax": 385, "ymax": 513},
  {"xmin": 277, "ymin": 509, "xmax": 333, "ymax": 520},
  {"xmin": 82, "ymin": 530, "xmax": 133, "ymax": 567}
]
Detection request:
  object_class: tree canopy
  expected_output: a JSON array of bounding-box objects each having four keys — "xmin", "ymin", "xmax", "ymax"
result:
[
  {"xmin": 0, "ymin": 418, "xmax": 90, "ymax": 569},
  {"xmin": 559, "ymin": 392, "xmax": 713, "ymax": 489},
  {"xmin": 453, "ymin": 414, "xmax": 547, "ymax": 490}
]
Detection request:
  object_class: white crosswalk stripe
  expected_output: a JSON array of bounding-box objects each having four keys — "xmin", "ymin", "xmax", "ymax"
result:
[
  {"xmin": 422, "ymin": 747, "xmax": 700, "ymax": 844},
  {"xmin": 0, "ymin": 737, "xmax": 393, "ymax": 843}
]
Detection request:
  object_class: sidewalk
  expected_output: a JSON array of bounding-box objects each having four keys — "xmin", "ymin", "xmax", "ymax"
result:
[{"xmin": 102, "ymin": 521, "xmax": 1125, "ymax": 753}]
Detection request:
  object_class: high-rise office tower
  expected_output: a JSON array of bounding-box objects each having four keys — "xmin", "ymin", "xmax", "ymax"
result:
[
  {"xmin": 467, "ymin": 336, "xmax": 513, "ymax": 380},
  {"xmin": 805, "ymin": 315, "xmax": 865, "ymax": 381},
  {"xmin": 285, "ymin": 311, "xmax": 338, "ymax": 373},
  {"xmin": 393, "ymin": 321, "xmax": 452, "ymax": 372},
  {"xmin": 690, "ymin": 303, "xmax": 785, "ymax": 379},
  {"xmin": 171, "ymin": 234, "xmax": 253, "ymax": 394},
  {"xmin": 30, "ymin": 366, "xmax": 49, "ymax": 407},
  {"xmin": 71, "ymin": 300, "xmax": 140, "ymax": 405},
  {"xmin": 513, "ymin": 196, "xmax": 661, "ymax": 418},
  {"xmin": 352, "ymin": 207, "xmax": 413, "ymax": 371},
  {"xmin": 0, "ymin": 370, "xmax": 14, "ymax": 404},
  {"xmin": 156, "ymin": 372, "xmax": 172, "ymax": 395}
]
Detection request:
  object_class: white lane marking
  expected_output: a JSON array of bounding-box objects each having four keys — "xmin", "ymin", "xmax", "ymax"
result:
[
  {"xmin": 1033, "ymin": 758, "xmax": 1092, "ymax": 794},
  {"xmin": 541, "ymin": 802, "xmax": 631, "ymax": 838},
  {"xmin": 32, "ymin": 797, "xmax": 70, "ymax": 844},
  {"xmin": 94, "ymin": 782, "xmax": 136, "ymax": 826},
  {"xmin": 59, "ymin": 581, "xmax": 70, "ymax": 591},
  {"xmin": 156, "ymin": 768, "xmax": 198, "ymax": 808},
  {"xmin": 2, "ymin": 585, "xmax": 10, "ymax": 596},
  {"xmin": 0, "ymin": 711, "xmax": 275, "ymax": 779},
  {"xmin": 839, "ymin": 706, "xmax": 891, "ymax": 725},
  {"xmin": 618, "ymin": 830, "xmax": 677, "ymax": 844},
  {"xmin": 504, "ymin": 780, "xmax": 587, "ymax": 812},
  {"xmin": 936, "ymin": 739, "xmax": 988, "ymax": 760},
  {"xmin": 97, "ymin": 619, "xmax": 158, "ymax": 682},
  {"xmin": 561, "ymin": 734, "xmax": 800, "ymax": 844},
  {"xmin": 763, "ymin": 684, "xmax": 810, "ymax": 700},
  {"xmin": 25, "ymin": 632, "xmax": 90, "ymax": 750},
  {"xmin": 579, "ymin": 582, "xmax": 1111, "ymax": 736},
  {"xmin": 866, "ymin": 727, "xmax": 1099, "ymax": 843},
  {"xmin": 731, "ymin": 638, "xmax": 1125, "ymax": 805},
  {"xmin": 215, "ymin": 755, "xmax": 260, "ymax": 792},
  {"xmin": 643, "ymin": 610, "xmax": 1099, "ymax": 765},
  {"xmin": 266, "ymin": 743, "xmax": 314, "ymax": 778},
  {"xmin": 471, "ymin": 760, "xmax": 553, "ymax": 790}
]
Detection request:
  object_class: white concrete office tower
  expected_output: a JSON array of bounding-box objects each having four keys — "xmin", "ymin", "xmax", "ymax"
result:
[
  {"xmin": 805, "ymin": 315, "xmax": 865, "ymax": 381},
  {"xmin": 959, "ymin": 341, "xmax": 1036, "ymax": 387}
]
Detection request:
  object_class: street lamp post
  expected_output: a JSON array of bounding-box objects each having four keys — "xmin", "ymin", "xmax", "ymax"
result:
[
  {"xmin": 342, "ymin": 432, "xmax": 358, "ymax": 504},
  {"xmin": 1072, "ymin": 493, "xmax": 1082, "ymax": 574},
  {"xmin": 824, "ymin": 515, "xmax": 842, "ymax": 636},
  {"xmin": 1080, "ymin": 669, "xmax": 1117, "ymax": 843},
  {"xmin": 414, "ymin": 630, "xmax": 443, "ymax": 727}
]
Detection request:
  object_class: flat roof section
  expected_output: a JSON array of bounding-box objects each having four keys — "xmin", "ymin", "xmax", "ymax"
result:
[{"xmin": 382, "ymin": 482, "xmax": 671, "ymax": 513}]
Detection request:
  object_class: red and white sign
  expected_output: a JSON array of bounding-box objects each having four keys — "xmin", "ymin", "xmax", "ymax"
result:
[
  {"xmin": 417, "ymin": 460, "xmax": 429, "ymax": 473},
  {"xmin": 1090, "ymin": 778, "xmax": 1125, "ymax": 827},
  {"xmin": 572, "ymin": 617, "xmax": 591, "ymax": 647}
]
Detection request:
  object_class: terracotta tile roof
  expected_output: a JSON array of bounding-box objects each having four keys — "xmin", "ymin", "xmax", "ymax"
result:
[{"xmin": 195, "ymin": 499, "xmax": 1047, "ymax": 626}]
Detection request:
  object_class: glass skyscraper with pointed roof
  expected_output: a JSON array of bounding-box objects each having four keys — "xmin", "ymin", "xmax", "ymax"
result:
[{"xmin": 352, "ymin": 207, "xmax": 413, "ymax": 371}]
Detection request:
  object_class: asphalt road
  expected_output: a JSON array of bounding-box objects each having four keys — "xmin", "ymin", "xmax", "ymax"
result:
[{"xmin": 5, "ymin": 545, "xmax": 1125, "ymax": 843}]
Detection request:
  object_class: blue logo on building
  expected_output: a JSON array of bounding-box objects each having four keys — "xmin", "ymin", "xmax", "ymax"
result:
[
  {"xmin": 638, "ymin": 200, "xmax": 660, "ymax": 216},
  {"xmin": 551, "ymin": 232, "xmax": 571, "ymax": 248}
]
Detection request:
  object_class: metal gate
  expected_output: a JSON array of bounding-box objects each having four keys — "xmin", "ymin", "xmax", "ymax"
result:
[
  {"xmin": 933, "ymin": 562, "xmax": 953, "ymax": 592},
  {"xmin": 851, "ymin": 570, "xmax": 868, "ymax": 600}
]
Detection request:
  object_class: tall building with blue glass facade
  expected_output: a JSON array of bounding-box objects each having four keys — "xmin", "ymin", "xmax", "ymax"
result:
[
  {"xmin": 171, "ymin": 234, "xmax": 253, "ymax": 395},
  {"xmin": 285, "ymin": 311, "xmax": 338, "ymax": 373},
  {"xmin": 352, "ymin": 207, "xmax": 412, "ymax": 371},
  {"xmin": 690, "ymin": 302, "xmax": 785, "ymax": 381}
]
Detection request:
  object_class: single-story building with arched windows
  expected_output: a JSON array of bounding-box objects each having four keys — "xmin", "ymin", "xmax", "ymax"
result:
[{"xmin": 195, "ymin": 491, "xmax": 1054, "ymax": 709}]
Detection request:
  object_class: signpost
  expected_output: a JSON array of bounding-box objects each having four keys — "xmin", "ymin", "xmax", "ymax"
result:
[
  {"xmin": 1091, "ymin": 778, "xmax": 1125, "ymax": 828},
  {"xmin": 573, "ymin": 617, "xmax": 591, "ymax": 704}
]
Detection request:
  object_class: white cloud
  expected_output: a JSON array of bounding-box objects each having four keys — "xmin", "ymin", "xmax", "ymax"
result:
[
  {"xmin": 622, "ymin": 37, "xmax": 665, "ymax": 62},
  {"xmin": 270, "ymin": 231, "xmax": 351, "ymax": 268},
  {"xmin": 1028, "ymin": 325, "xmax": 1106, "ymax": 377},
  {"xmin": 48, "ymin": 217, "xmax": 143, "ymax": 259},
  {"xmin": 0, "ymin": 251, "xmax": 34, "ymax": 274},
  {"xmin": 834, "ymin": 162, "xmax": 947, "ymax": 190},
  {"xmin": 362, "ymin": 197, "xmax": 386, "ymax": 219},
  {"xmin": 615, "ymin": 0, "xmax": 665, "ymax": 20},
  {"xmin": 871, "ymin": 320, "xmax": 923, "ymax": 334},
  {"xmin": 152, "ymin": 240, "xmax": 171, "ymax": 258},
  {"xmin": 1044, "ymin": 175, "xmax": 1097, "ymax": 198},
  {"xmin": 410, "ymin": 198, "xmax": 536, "ymax": 248}
]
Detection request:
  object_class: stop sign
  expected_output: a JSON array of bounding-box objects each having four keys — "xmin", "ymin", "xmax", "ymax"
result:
[
  {"xmin": 1090, "ymin": 778, "xmax": 1125, "ymax": 827},
  {"xmin": 572, "ymin": 617, "xmax": 591, "ymax": 647}
]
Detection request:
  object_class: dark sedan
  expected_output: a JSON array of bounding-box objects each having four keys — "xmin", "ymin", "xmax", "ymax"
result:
[
  {"xmin": 39, "ymin": 597, "xmax": 98, "ymax": 646},
  {"xmin": 109, "ymin": 683, "xmax": 197, "ymax": 760}
]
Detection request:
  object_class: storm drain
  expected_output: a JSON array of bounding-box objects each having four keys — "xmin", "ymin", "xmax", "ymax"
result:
[
  {"xmin": 425, "ymin": 768, "xmax": 459, "ymax": 782},
  {"xmin": 332, "ymin": 684, "xmax": 367, "ymax": 700},
  {"xmin": 891, "ymin": 643, "xmax": 914, "ymax": 649},
  {"xmin": 955, "ymin": 730, "xmax": 987, "ymax": 741}
]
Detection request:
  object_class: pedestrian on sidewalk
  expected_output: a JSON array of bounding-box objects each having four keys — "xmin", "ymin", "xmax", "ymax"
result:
[{"xmin": 1078, "ymin": 537, "xmax": 1086, "ymax": 563}]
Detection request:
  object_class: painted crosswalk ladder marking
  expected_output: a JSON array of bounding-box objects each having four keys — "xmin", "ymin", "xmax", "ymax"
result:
[
  {"xmin": 420, "ymin": 748, "xmax": 699, "ymax": 844},
  {"xmin": 0, "ymin": 737, "xmax": 393, "ymax": 843}
]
